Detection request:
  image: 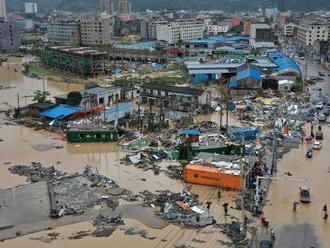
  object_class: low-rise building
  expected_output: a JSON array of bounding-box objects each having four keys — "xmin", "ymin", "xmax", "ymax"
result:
[
  {"xmin": 54, "ymin": 86, "xmax": 137, "ymax": 105},
  {"xmin": 0, "ymin": 19, "xmax": 20, "ymax": 53},
  {"xmin": 141, "ymin": 83, "xmax": 210, "ymax": 113},
  {"xmin": 296, "ymin": 23, "xmax": 328, "ymax": 46},
  {"xmin": 156, "ymin": 20, "xmax": 204, "ymax": 44}
]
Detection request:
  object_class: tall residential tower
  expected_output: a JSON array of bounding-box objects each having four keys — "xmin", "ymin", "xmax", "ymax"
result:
[{"xmin": 0, "ymin": 0, "xmax": 6, "ymax": 18}]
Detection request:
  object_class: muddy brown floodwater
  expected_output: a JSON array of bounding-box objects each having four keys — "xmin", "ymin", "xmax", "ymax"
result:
[
  {"xmin": 260, "ymin": 125, "xmax": 330, "ymax": 248},
  {"xmin": 0, "ymin": 58, "xmax": 243, "ymax": 248},
  {"xmin": 2, "ymin": 57, "xmax": 329, "ymax": 247}
]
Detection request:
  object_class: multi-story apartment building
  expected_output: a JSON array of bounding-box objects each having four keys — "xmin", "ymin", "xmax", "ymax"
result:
[
  {"xmin": 47, "ymin": 21, "xmax": 81, "ymax": 45},
  {"xmin": 296, "ymin": 23, "xmax": 328, "ymax": 46},
  {"xmin": 118, "ymin": 0, "xmax": 130, "ymax": 14},
  {"xmin": 100, "ymin": 0, "xmax": 113, "ymax": 15},
  {"xmin": 24, "ymin": 3, "xmax": 38, "ymax": 15},
  {"xmin": 140, "ymin": 20, "xmax": 167, "ymax": 40},
  {"xmin": 156, "ymin": 20, "xmax": 204, "ymax": 44},
  {"xmin": 0, "ymin": 0, "xmax": 6, "ymax": 18},
  {"xmin": 250, "ymin": 22, "xmax": 274, "ymax": 42},
  {"xmin": 284, "ymin": 23, "xmax": 295, "ymax": 37},
  {"xmin": 0, "ymin": 20, "xmax": 20, "ymax": 53},
  {"xmin": 80, "ymin": 17, "xmax": 112, "ymax": 46},
  {"xmin": 206, "ymin": 24, "xmax": 230, "ymax": 35}
]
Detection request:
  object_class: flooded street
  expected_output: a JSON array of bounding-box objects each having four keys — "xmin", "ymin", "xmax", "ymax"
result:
[
  {"xmin": 0, "ymin": 58, "xmax": 237, "ymax": 247},
  {"xmin": 263, "ymin": 126, "xmax": 330, "ymax": 247},
  {"xmin": 260, "ymin": 61, "xmax": 330, "ymax": 247},
  {"xmin": 1, "ymin": 56, "xmax": 330, "ymax": 247}
]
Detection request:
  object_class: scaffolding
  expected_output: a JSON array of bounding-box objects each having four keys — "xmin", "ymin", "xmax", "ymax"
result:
[{"xmin": 38, "ymin": 46, "xmax": 111, "ymax": 78}]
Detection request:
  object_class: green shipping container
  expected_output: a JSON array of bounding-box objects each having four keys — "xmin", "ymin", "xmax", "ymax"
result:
[{"xmin": 67, "ymin": 129, "xmax": 119, "ymax": 142}]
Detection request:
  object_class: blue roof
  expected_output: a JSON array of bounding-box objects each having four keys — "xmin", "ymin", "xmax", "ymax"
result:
[
  {"xmin": 207, "ymin": 36, "xmax": 250, "ymax": 42},
  {"xmin": 179, "ymin": 129, "xmax": 200, "ymax": 135},
  {"xmin": 113, "ymin": 41, "xmax": 157, "ymax": 50},
  {"xmin": 40, "ymin": 105, "xmax": 84, "ymax": 120},
  {"xmin": 189, "ymin": 39, "xmax": 217, "ymax": 43},
  {"xmin": 190, "ymin": 36, "xmax": 250, "ymax": 43},
  {"xmin": 267, "ymin": 52, "xmax": 299, "ymax": 72},
  {"xmin": 236, "ymin": 68, "xmax": 261, "ymax": 81},
  {"xmin": 104, "ymin": 103, "xmax": 133, "ymax": 114},
  {"xmin": 229, "ymin": 81, "xmax": 238, "ymax": 88},
  {"xmin": 236, "ymin": 68, "xmax": 262, "ymax": 81}
]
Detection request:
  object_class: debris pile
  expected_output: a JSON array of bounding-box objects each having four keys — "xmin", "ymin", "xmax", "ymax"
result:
[
  {"xmin": 142, "ymin": 190, "xmax": 215, "ymax": 227},
  {"xmin": 9, "ymin": 162, "xmax": 68, "ymax": 183},
  {"xmin": 8, "ymin": 163, "xmax": 128, "ymax": 220},
  {"xmin": 215, "ymin": 221, "xmax": 246, "ymax": 242},
  {"xmin": 93, "ymin": 215, "xmax": 125, "ymax": 227}
]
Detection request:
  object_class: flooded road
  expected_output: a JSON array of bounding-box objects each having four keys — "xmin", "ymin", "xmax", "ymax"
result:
[
  {"xmin": 263, "ymin": 126, "xmax": 330, "ymax": 247},
  {"xmin": 260, "ymin": 62, "xmax": 330, "ymax": 247}
]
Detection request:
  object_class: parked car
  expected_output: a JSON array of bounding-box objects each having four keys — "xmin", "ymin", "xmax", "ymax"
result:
[
  {"xmin": 312, "ymin": 141, "xmax": 322, "ymax": 150},
  {"xmin": 316, "ymin": 103, "xmax": 323, "ymax": 110},
  {"xmin": 319, "ymin": 72, "xmax": 325, "ymax": 77},
  {"xmin": 300, "ymin": 187, "xmax": 311, "ymax": 203},
  {"xmin": 319, "ymin": 114, "xmax": 327, "ymax": 122}
]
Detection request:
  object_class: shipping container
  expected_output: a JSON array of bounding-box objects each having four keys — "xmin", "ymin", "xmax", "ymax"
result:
[
  {"xmin": 184, "ymin": 164, "xmax": 242, "ymax": 190},
  {"xmin": 66, "ymin": 129, "xmax": 119, "ymax": 142}
]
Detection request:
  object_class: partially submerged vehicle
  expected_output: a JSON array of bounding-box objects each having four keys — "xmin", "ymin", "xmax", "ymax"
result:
[
  {"xmin": 306, "ymin": 149, "xmax": 313, "ymax": 158},
  {"xmin": 312, "ymin": 141, "xmax": 322, "ymax": 150},
  {"xmin": 300, "ymin": 187, "xmax": 311, "ymax": 203}
]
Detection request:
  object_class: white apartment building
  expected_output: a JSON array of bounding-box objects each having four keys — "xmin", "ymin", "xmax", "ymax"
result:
[
  {"xmin": 80, "ymin": 17, "xmax": 112, "ymax": 46},
  {"xmin": 156, "ymin": 20, "xmax": 204, "ymax": 44},
  {"xmin": 0, "ymin": 0, "xmax": 6, "ymax": 18},
  {"xmin": 284, "ymin": 23, "xmax": 295, "ymax": 36},
  {"xmin": 24, "ymin": 3, "xmax": 38, "ymax": 14},
  {"xmin": 296, "ymin": 23, "xmax": 328, "ymax": 46},
  {"xmin": 206, "ymin": 24, "xmax": 229, "ymax": 34}
]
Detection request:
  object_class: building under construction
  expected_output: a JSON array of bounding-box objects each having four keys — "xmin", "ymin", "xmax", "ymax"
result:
[{"xmin": 38, "ymin": 46, "xmax": 110, "ymax": 78}]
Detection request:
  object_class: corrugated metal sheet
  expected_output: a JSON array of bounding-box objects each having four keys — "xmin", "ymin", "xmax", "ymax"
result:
[
  {"xmin": 113, "ymin": 41, "xmax": 157, "ymax": 50},
  {"xmin": 40, "ymin": 105, "xmax": 84, "ymax": 120},
  {"xmin": 267, "ymin": 52, "xmax": 299, "ymax": 72},
  {"xmin": 236, "ymin": 68, "xmax": 262, "ymax": 81},
  {"xmin": 104, "ymin": 103, "xmax": 133, "ymax": 114}
]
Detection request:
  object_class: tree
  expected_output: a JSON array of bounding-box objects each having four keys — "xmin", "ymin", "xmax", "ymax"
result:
[
  {"xmin": 67, "ymin": 91, "xmax": 83, "ymax": 106},
  {"xmin": 291, "ymin": 75, "xmax": 304, "ymax": 91},
  {"xmin": 32, "ymin": 90, "xmax": 50, "ymax": 103}
]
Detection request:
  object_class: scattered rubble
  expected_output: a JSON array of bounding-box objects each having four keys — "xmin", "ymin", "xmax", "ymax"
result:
[
  {"xmin": 8, "ymin": 162, "xmax": 68, "ymax": 183},
  {"xmin": 30, "ymin": 232, "xmax": 60, "ymax": 243},
  {"xmin": 142, "ymin": 190, "xmax": 215, "ymax": 227},
  {"xmin": 123, "ymin": 226, "xmax": 156, "ymax": 240},
  {"xmin": 68, "ymin": 228, "xmax": 116, "ymax": 239}
]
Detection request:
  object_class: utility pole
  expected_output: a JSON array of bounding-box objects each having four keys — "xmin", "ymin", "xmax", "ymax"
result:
[
  {"xmin": 254, "ymin": 176, "xmax": 306, "ymax": 208},
  {"xmin": 226, "ymin": 78, "xmax": 230, "ymax": 130},
  {"xmin": 17, "ymin": 93, "xmax": 20, "ymax": 111}
]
